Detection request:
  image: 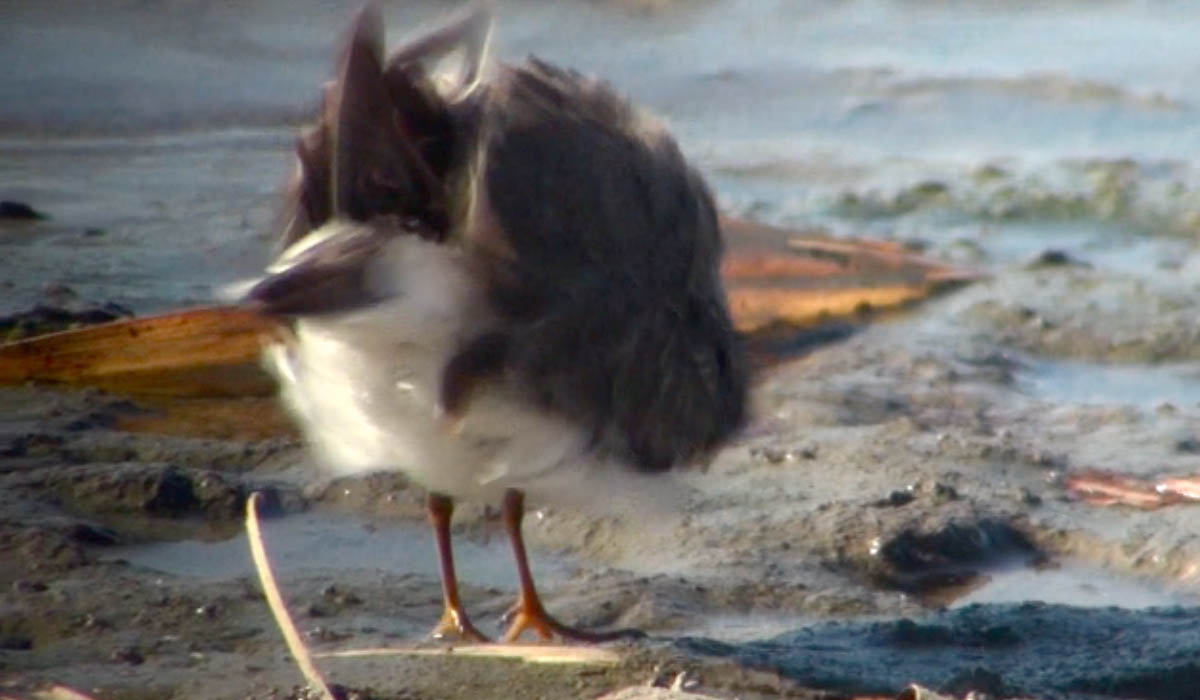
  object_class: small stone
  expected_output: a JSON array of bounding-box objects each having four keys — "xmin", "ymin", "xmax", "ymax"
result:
[
  {"xmin": 0, "ymin": 200, "xmax": 46, "ymax": 220},
  {"xmin": 67, "ymin": 522, "xmax": 119, "ymax": 546},
  {"xmin": 1175, "ymin": 437, "xmax": 1200, "ymax": 454},
  {"xmin": 12, "ymin": 580, "xmax": 47, "ymax": 593},
  {"xmin": 322, "ymin": 585, "xmax": 363, "ymax": 606},
  {"xmin": 873, "ymin": 489, "xmax": 915, "ymax": 508},
  {"xmin": 83, "ymin": 613, "xmax": 111, "ymax": 630},
  {"xmin": 306, "ymin": 626, "xmax": 351, "ymax": 643},
  {"xmin": 760, "ymin": 446, "xmax": 787, "ymax": 464},
  {"xmin": 0, "ymin": 636, "xmax": 33, "ymax": 650},
  {"xmin": 1031, "ymin": 451, "xmax": 1065, "ymax": 469},
  {"xmin": 932, "ymin": 482, "xmax": 959, "ymax": 503},
  {"xmin": 111, "ymin": 646, "xmax": 145, "ymax": 665},
  {"xmin": 1025, "ymin": 249, "xmax": 1088, "ymax": 269}
]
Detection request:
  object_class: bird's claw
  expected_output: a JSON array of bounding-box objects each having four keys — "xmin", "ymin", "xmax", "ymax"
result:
[{"xmin": 430, "ymin": 605, "xmax": 489, "ymax": 643}]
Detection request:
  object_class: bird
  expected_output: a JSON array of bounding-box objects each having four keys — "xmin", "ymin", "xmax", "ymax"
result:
[{"xmin": 241, "ymin": 2, "xmax": 748, "ymax": 644}]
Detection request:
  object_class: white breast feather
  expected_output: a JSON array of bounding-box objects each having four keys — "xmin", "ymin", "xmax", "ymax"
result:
[{"xmin": 264, "ymin": 233, "xmax": 599, "ymax": 504}]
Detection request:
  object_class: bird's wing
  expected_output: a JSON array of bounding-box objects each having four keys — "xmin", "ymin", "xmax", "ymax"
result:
[
  {"xmin": 469, "ymin": 59, "xmax": 747, "ymax": 470},
  {"xmin": 244, "ymin": 223, "xmax": 391, "ymax": 315}
]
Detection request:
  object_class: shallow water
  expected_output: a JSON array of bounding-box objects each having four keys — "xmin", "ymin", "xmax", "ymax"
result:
[
  {"xmin": 953, "ymin": 560, "xmax": 1198, "ymax": 610},
  {"xmin": 1023, "ymin": 358, "xmax": 1200, "ymax": 409},
  {"xmin": 106, "ymin": 513, "xmax": 571, "ymax": 590}
]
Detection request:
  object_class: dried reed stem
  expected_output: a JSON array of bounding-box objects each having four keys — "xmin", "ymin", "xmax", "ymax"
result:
[{"xmin": 246, "ymin": 492, "xmax": 337, "ymax": 700}]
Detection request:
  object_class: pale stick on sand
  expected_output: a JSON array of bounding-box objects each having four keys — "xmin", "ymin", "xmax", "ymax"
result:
[
  {"xmin": 245, "ymin": 492, "xmax": 337, "ymax": 700},
  {"xmin": 314, "ymin": 643, "xmax": 621, "ymax": 665}
]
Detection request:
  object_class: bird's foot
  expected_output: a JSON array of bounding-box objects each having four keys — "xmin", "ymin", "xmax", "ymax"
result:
[
  {"xmin": 500, "ymin": 598, "xmax": 644, "ymax": 644},
  {"xmin": 430, "ymin": 605, "xmax": 489, "ymax": 643}
]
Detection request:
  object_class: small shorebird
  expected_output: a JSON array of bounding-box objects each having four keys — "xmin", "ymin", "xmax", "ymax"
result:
[{"xmin": 244, "ymin": 3, "xmax": 747, "ymax": 643}]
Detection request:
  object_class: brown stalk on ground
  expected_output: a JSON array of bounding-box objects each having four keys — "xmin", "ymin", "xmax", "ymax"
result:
[{"xmin": 0, "ymin": 218, "xmax": 977, "ymax": 407}]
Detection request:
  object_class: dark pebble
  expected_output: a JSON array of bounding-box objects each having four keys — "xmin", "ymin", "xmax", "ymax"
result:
[
  {"xmin": 932, "ymin": 482, "xmax": 959, "ymax": 502},
  {"xmin": 750, "ymin": 446, "xmax": 788, "ymax": 464},
  {"xmin": 874, "ymin": 490, "xmax": 916, "ymax": 508},
  {"xmin": 764, "ymin": 447, "xmax": 787, "ymax": 463},
  {"xmin": 145, "ymin": 468, "xmax": 199, "ymax": 515},
  {"xmin": 322, "ymin": 585, "xmax": 363, "ymax": 606},
  {"xmin": 248, "ymin": 487, "xmax": 286, "ymax": 517},
  {"xmin": 880, "ymin": 519, "xmax": 1036, "ymax": 574},
  {"xmin": 194, "ymin": 603, "xmax": 219, "ymax": 619},
  {"xmin": 307, "ymin": 626, "xmax": 352, "ymax": 643},
  {"xmin": 0, "ymin": 302, "xmax": 134, "ymax": 341},
  {"xmin": 1175, "ymin": 437, "xmax": 1200, "ymax": 454},
  {"xmin": 83, "ymin": 613, "xmax": 112, "ymax": 630},
  {"xmin": 0, "ymin": 200, "xmax": 46, "ymax": 220},
  {"xmin": 67, "ymin": 522, "xmax": 120, "ymax": 546},
  {"xmin": 1025, "ymin": 248, "xmax": 1090, "ymax": 269},
  {"xmin": 111, "ymin": 646, "xmax": 145, "ymax": 665},
  {"xmin": 0, "ymin": 433, "xmax": 64, "ymax": 458},
  {"xmin": 0, "ymin": 636, "xmax": 33, "ymax": 650}
]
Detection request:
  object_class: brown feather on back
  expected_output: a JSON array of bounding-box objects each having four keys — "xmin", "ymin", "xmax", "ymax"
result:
[
  {"xmin": 470, "ymin": 59, "xmax": 748, "ymax": 471},
  {"xmin": 255, "ymin": 4, "xmax": 748, "ymax": 473}
]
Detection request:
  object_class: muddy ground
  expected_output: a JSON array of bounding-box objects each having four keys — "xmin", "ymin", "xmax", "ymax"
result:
[{"xmin": 3, "ymin": 235, "xmax": 1200, "ymax": 699}]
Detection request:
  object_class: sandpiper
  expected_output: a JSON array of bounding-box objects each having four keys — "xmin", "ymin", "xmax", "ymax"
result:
[{"xmin": 244, "ymin": 3, "xmax": 747, "ymax": 642}]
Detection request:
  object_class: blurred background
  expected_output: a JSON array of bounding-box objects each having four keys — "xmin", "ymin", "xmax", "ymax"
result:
[{"xmin": 4, "ymin": 0, "xmax": 1200, "ymax": 316}]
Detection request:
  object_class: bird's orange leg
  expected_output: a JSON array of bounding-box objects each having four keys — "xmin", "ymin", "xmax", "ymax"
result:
[
  {"xmin": 500, "ymin": 488, "xmax": 644, "ymax": 643},
  {"xmin": 427, "ymin": 492, "xmax": 489, "ymax": 642}
]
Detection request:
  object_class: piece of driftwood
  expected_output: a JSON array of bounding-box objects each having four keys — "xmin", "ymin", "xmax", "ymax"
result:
[
  {"xmin": 1063, "ymin": 469, "xmax": 1200, "ymax": 509},
  {"xmin": 0, "ymin": 219, "xmax": 978, "ymax": 401},
  {"xmin": 0, "ymin": 306, "xmax": 279, "ymax": 397},
  {"xmin": 719, "ymin": 217, "xmax": 978, "ymax": 333}
]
